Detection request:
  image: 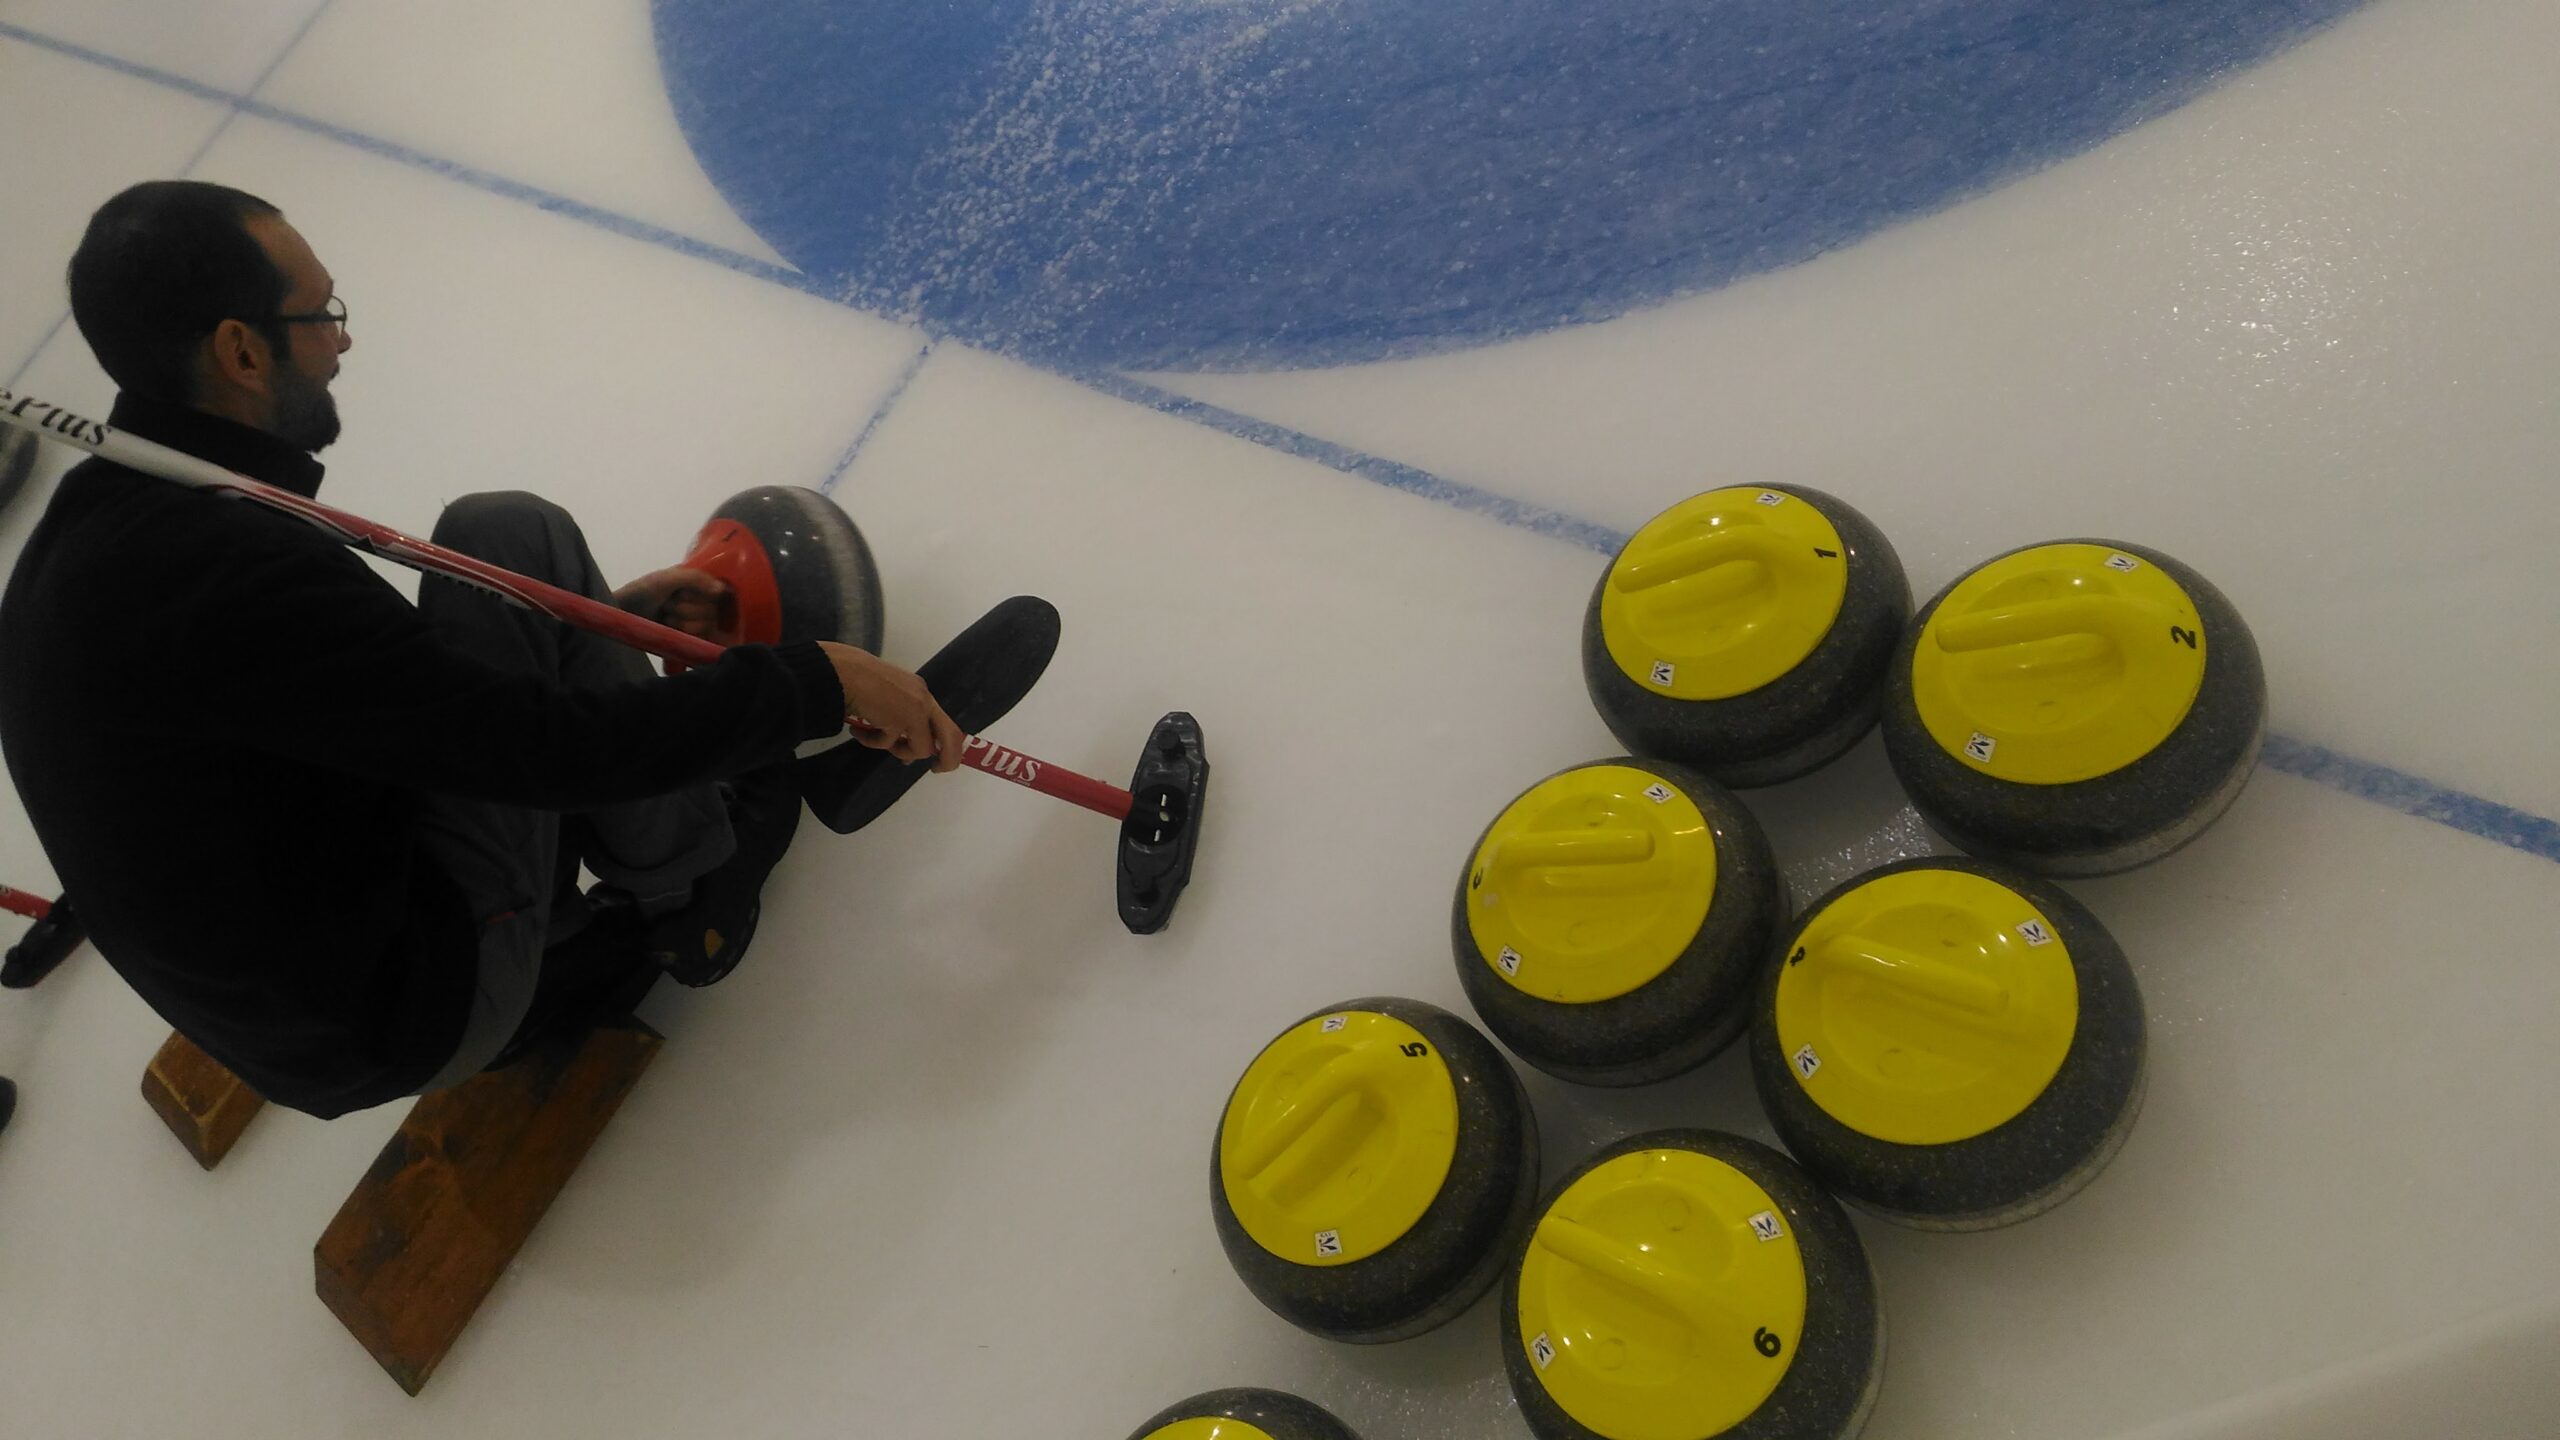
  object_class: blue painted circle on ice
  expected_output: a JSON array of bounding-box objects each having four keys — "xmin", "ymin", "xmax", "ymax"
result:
[{"xmin": 654, "ymin": 0, "xmax": 2359, "ymax": 371}]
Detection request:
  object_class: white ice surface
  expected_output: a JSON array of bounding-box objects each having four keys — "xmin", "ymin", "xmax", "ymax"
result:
[
  {"xmin": 0, "ymin": 0, "xmax": 324, "ymax": 94},
  {"xmin": 0, "ymin": 3, "xmax": 2555, "ymax": 1439},
  {"xmin": 0, "ymin": 39, "xmax": 228, "ymax": 380},
  {"xmin": 1151, "ymin": 0, "xmax": 2560, "ymax": 822},
  {"xmin": 258, "ymin": 0, "xmax": 792, "ymax": 268}
]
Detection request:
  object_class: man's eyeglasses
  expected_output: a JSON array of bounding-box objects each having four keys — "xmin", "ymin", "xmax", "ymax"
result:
[{"xmin": 272, "ymin": 295, "xmax": 348, "ymax": 334}]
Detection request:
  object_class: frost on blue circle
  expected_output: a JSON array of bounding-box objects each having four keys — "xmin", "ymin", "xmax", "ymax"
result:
[{"xmin": 655, "ymin": 0, "xmax": 2362, "ymax": 372}]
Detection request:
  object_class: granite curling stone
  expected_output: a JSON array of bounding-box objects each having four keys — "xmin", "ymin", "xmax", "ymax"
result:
[
  {"xmin": 1881, "ymin": 539, "xmax": 2264, "ymax": 876},
  {"xmin": 1584, "ymin": 485, "xmax": 1910, "ymax": 787},
  {"xmin": 1212, "ymin": 997, "xmax": 1539, "ymax": 1343},
  {"xmin": 677, "ymin": 484, "xmax": 886, "ymax": 653},
  {"xmin": 1505, "ymin": 1129, "xmax": 1885, "ymax": 1440},
  {"xmin": 1125, "ymin": 1387, "xmax": 1365, "ymax": 1440},
  {"xmin": 1750, "ymin": 857, "xmax": 2146, "ymax": 1230},
  {"xmin": 1454, "ymin": 760, "xmax": 1783, "ymax": 1087}
]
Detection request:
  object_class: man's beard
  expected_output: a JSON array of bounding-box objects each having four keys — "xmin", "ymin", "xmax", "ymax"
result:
[{"xmin": 271, "ymin": 364, "xmax": 341, "ymax": 452}]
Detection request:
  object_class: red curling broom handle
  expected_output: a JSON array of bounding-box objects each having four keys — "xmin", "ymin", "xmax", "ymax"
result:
[
  {"xmin": 0, "ymin": 886, "xmax": 51, "ymax": 922},
  {"xmin": 0, "ymin": 388, "xmax": 1135, "ymax": 822}
]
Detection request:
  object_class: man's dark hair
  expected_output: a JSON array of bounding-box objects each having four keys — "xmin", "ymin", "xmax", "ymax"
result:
[{"xmin": 67, "ymin": 181, "xmax": 288, "ymax": 403}]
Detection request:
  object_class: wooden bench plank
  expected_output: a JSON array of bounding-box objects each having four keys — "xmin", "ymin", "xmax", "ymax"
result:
[
  {"xmin": 140, "ymin": 1031, "xmax": 266, "ymax": 1170},
  {"xmin": 313, "ymin": 1016, "xmax": 662, "ymax": 1394}
]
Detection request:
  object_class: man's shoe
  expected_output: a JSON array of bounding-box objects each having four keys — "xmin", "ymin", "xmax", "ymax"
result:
[
  {"xmin": 643, "ymin": 762, "xmax": 802, "ymax": 987},
  {"xmin": 799, "ymin": 595, "xmax": 1062, "ymax": 835}
]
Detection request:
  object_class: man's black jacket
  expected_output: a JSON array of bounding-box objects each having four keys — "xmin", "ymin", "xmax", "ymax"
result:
[{"xmin": 0, "ymin": 393, "xmax": 843, "ymax": 1116}]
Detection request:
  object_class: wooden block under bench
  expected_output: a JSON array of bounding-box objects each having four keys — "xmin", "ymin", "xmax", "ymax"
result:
[
  {"xmin": 141, "ymin": 1031, "xmax": 266, "ymax": 1169},
  {"xmin": 314, "ymin": 1015, "xmax": 662, "ymax": 1395}
]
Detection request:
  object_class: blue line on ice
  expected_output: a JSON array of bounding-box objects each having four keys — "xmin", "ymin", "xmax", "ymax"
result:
[{"xmin": 822, "ymin": 343, "xmax": 935, "ymax": 497}]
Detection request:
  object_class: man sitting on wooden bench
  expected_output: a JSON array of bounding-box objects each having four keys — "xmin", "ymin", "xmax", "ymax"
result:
[{"xmin": 0, "ymin": 181, "xmax": 996, "ymax": 1119}]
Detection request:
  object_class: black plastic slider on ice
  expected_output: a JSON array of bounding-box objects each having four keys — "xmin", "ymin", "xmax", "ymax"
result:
[{"xmin": 1118, "ymin": 712, "xmax": 1209, "ymax": 935}]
